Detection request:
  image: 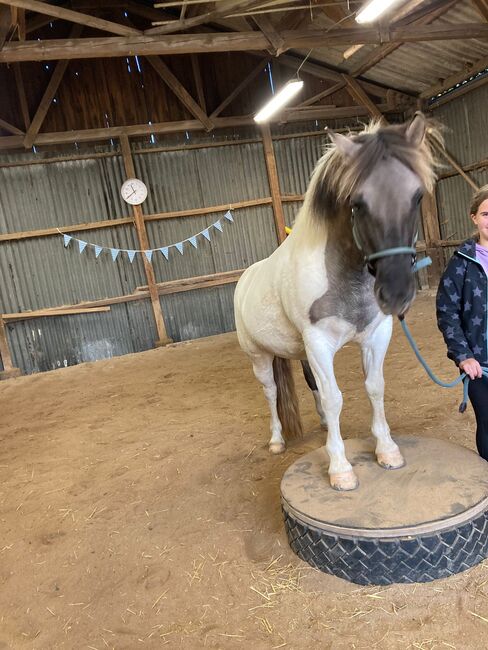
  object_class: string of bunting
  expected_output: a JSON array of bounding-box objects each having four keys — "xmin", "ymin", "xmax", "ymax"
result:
[{"xmin": 59, "ymin": 209, "xmax": 234, "ymax": 263}]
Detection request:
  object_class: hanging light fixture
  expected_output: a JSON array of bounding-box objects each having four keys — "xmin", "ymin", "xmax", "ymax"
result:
[
  {"xmin": 254, "ymin": 78, "xmax": 304, "ymax": 124},
  {"xmin": 356, "ymin": 0, "xmax": 402, "ymax": 24}
]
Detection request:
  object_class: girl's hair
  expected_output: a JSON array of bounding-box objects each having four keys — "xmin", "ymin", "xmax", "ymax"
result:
[{"xmin": 470, "ymin": 185, "xmax": 488, "ymax": 216}]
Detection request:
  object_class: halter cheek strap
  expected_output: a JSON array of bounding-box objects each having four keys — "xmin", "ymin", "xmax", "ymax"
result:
[{"xmin": 351, "ymin": 210, "xmax": 430, "ymax": 273}]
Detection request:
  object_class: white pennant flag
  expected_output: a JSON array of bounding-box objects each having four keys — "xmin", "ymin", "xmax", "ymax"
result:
[
  {"xmin": 174, "ymin": 242, "xmax": 184, "ymax": 255},
  {"xmin": 188, "ymin": 236, "xmax": 198, "ymax": 248},
  {"xmin": 63, "ymin": 234, "xmax": 72, "ymax": 247},
  {"xmin": 95, "ymin": 245, "xmax": 103, "ymax": 258},
  {"xmin": 78, "ymin": 240, "xmax": 88, "ymax": 254},
  {"xmin": 110, "ymin": 248, "xmax": 120, "ymax": 261},
  {"xmin": 224, "ymin": 210, "xmax": 234, "ymax": 222},
  {"xmin": 201, "ymin": 228, "xmax": 211, "ymax": 241},
  {"xmin": 145, "ymin": 250, "xmax": 153, "ymax": 263},
  {"xmin": 160, "ymin": 247, "xmax": 169, "ymax": 260},
  {"xmin": 213, "ymin": 220, "xmax": 223, "ymax": 232},
  {"xmin": 127, "ymin": 250, "xmax": 136, "ymax": 263}
]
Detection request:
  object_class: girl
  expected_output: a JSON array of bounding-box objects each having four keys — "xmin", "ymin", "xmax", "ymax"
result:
[{"xmin": 436, "ymin": 185, "xmax": 488, "ymax": 460}]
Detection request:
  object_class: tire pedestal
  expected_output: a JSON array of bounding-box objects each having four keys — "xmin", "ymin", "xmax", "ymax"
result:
[{"xmin": 281, "ymin": 435, "xmax": 488, "ymax": 585}]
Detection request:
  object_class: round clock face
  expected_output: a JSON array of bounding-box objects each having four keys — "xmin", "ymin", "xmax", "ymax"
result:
[{"xmin": 120, "ymin": 178, "xmax": 148, "ymax": 205}]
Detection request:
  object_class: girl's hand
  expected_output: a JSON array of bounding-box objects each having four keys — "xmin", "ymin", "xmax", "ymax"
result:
[{"xmin": 459, "ymin": 358, "xmax": 483, "ymax": 380}]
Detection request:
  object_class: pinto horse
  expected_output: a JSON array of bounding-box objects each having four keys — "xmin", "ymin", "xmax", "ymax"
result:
[{"xmin": 234, "ymin": 113, "xmax": 440, "ymax": 491}]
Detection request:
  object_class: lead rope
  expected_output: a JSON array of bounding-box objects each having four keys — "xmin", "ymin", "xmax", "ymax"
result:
[{"xmin": 400, "ymin": 257, "xmax": 488, "ymax": 413}]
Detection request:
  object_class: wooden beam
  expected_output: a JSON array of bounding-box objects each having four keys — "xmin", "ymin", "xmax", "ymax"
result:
[
  {"xmin": 2, "ymin": 23, "xmax": 488, "ymax": 63},
  {"xmin": 146, "ymin": 0, "xmax": 266, "ymax": 35},
  {"xmin": 432, "ymin": 142, "xmax": 480, "ymax": 191},
  {"xmin": 24, "ymin": 24, "xmax": 83, "ymax": 148},
  {"xmin": 297, "ymin": 81, "xmax": 345, "ymax": 107},
  {"xmin": 0, "ymin": 0, "xmax": 141, "ymax": 36},
  {"xmin": 342, "ymin": 74, "xmax": 385, "ymax": 121},
  {"xmin": 421, "ymin": 191, "xmax": 443, "ymax": 285},
  {"xmin": 252, "ymin": 14, "xmax": 286, "ymax": 55},
  {"xmin": 0, "ymin": 117, "xmax": 24, "ymax": 135},
  {"xmin": 350, "ymin": 0, "xmax": 457, "ymax": 77},
  {"xmin": 210, "ymin": 56, "xmax": 270, "ymax": 119},
  {"xmin": 438, "ymin": 157, "xmax": 488, "ymax": 180},
  {"xmin": 190, "ymin": 54, "xmax": 206, "ymax": 112},
  {"xmin": 472, "ymin": 0, "xmax": 488, "ymax": 22},
  {"xmin": 2, "ymin": 306, "xmax": 110, "ymax": 321},
  {"xmin": 0, "ymin": 4, "xmax": 11, "ymax": 50},
  {"xmin": 261, "ymin": 124, "xmax": 286, "ymax": 244},
  {"xmin": 13, "ymin": 63, "xmax": 30, "ymax": 129},
  {"xmin": 0, "ymin": 318, "xmax": 17, "ymax": 372},
  {"xmin": 119, "ymin": 134, "xmax": 171, "ymax": 345},
  {"xmin": 0, "ymin": 103, "xmax": 396, "ymax": 151},
  {"xmin": 146, "ymin": 56, "xmax": 213, "ymax": 131}
]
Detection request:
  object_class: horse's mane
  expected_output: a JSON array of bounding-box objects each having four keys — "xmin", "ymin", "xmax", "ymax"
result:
[{"xmin": 300, "ymin": 118, "xmax": 443, "ymax": 228}]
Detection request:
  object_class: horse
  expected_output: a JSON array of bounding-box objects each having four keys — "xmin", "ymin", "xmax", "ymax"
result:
[{"xmin": 234, "ymin": 113, "xmax": 440, "ymax": 491}]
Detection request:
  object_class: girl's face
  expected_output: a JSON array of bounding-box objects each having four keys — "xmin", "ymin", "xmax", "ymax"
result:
[{"xmin": 471, "ymin": 198, "xmax": 488, "ymax": 241}]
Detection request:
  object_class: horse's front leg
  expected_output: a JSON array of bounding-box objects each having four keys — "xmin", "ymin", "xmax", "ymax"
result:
[
  {"xmin": 361, "ymin": 316, "xmax": 405, "ymax": 470},
  {"xmin": 304, "ymin": 331, "xmax": 358, "ymax": 491}
]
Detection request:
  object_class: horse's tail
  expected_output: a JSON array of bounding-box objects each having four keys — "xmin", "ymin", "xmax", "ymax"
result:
[{"xmin": 273, "ymin": 357, "xmax": 303, "ymax": 440}]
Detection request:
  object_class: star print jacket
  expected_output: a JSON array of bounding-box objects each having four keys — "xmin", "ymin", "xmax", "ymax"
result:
[{"xmin": 436, "ymin": 238, "xmax": 488, "ymax": 367}]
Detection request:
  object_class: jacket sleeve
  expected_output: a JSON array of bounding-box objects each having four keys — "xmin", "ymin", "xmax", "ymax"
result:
[{"xmin": 436, "ymin": 255, "xmax": 472, "ymax": 366}]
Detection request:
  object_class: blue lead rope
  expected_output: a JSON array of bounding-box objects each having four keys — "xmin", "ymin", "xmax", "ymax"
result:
[
  {"xmin": 399, "ymin": 254, "xmax": 488, "ymax": 413},
  {"xmin": 399, "ymin": 316, "xmax": 488, "ymax": 413}
]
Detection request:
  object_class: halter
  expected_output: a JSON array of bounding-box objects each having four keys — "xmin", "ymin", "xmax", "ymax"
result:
[{"xmin": 351, "ymin": 210, "xmax": 430, "ymax": 274}]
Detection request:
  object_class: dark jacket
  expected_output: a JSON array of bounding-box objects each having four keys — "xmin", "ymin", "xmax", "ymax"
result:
[{"xmin": 436, "ymin": 238, "xmax": 488, "ymax": 367}]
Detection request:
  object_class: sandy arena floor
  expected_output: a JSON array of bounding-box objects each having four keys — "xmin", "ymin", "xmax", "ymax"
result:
[{"xmin": 1, "ymin": 292, "xmax": 488, "ymax": 649}]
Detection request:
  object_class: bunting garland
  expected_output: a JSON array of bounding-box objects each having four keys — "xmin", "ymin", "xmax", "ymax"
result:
[{"xmin": 59, "ymin": 209, "xmax": 234, "ymax": 263}]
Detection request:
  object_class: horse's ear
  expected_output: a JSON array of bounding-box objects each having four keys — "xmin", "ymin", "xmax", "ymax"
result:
[
  {"xmin": 406, "ymin": 112, "xmax": 426, "ymax": 147},
  {"xmin": 326, "ymin": 128, "xmax": 359, "ymax": 158}
]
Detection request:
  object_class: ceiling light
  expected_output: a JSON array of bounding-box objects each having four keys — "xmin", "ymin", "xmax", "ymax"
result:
[
  {"xmin": 254, "ymin": 79, "xmax": 304, "ymax": 123},
  {"xmin": 356, "ymin": 0, "xmax": 401, "ymax": 24}
]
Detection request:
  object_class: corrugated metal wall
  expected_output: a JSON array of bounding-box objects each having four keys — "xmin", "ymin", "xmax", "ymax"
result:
[
  {"xmin": 0, "ymin": 131, "xmax": 283, "ymax": 374},
  {"xmin": 432, "ymin": 84, "xmax": 488, "ymax": 246}
]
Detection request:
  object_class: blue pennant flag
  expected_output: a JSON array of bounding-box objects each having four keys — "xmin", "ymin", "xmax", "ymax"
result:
[
  {"xmin": 145, "ymin": 250, "xmax": 153, "ymax": 263},
  {"xmin": 110, "ymin": 248, "xmax": 120, "ymax": 262},
  {"xmin": 160, "ymin": 247, "xmax": 169, "ymax": 260},
  {"xmin": 224, "ymin": 210, "xmax": 234, "ymax": 222},
  {"xmin": 174, "ymin": 242, "xmax": 184, "ymax": 255},
  {"xmin": 95, "ymin": 245, "xmax": 103, "ymax": 258},
  {"xmin": 201, "ymin": 228, "xmax": 211, "ymax": 241},
  {"xmin": 78, "ymin": 240, "xmax": 88, "ymax": 254},
  {"xmin": 213, "ymin": 220, "xmax": 223, "ymax": 232},
  {"xmin": 127, "ymin": 250, "xmax": 136, "ymax": 263},
  {"xmin": 188, "ymin": 236, "xmax": 198, "ymax": 248},
  {"xmin": 63, "ymin": 234, "xmax": 72, "ymax": 247}
]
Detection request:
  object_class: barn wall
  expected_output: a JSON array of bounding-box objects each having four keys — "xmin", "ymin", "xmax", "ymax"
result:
[
  {"xmin": 0, "ymin": 112, "xmax": 391, "ymax": 374},
  {"xmin": 432, "ymin": 84, "xmax": 488, "ymax": 247}
]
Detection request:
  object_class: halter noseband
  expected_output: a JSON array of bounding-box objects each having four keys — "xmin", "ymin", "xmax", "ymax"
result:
[{"xmin": 351, "ymin": 210, "xmax": 429, "ymax": 274}]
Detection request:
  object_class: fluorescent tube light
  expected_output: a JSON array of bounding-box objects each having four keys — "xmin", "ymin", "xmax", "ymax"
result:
[
  {"xmin": 254, "ymin": 79, "xmax": 304, "ymax": 123},
  {"xmin": 356, "ymin": 0, "xmax": 400, "ymax": 24}
]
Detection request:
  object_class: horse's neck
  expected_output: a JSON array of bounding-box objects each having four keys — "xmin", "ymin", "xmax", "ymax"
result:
[{"xmin": 293, "ymin": 205, "xmax": 364, "ymax": 270}]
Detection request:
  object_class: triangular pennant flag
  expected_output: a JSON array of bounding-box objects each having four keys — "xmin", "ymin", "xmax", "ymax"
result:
[
  {"xmin": 110, "ymin": 248, "xmax": 120, "ymax": 262},
  {"xmin": 188, "ymin": 236, "xmax": 198, "ymax": 248},
  {"xmin": 95, "ymin": 245, "xmax": 103, "ymax": 258},
  {"xmin": 127, "ymin": 250, "xmax": 136, "ymax": 263},
  {"xmin": 160, "ymin": 247, "xmax": 169, "ymax": 260},
  {"xmin": 213, "ymin": 220, "xmax": 223, "ymax": 232},
  {"xmin": 144, "ymin": 250, "xmax": 153, "ymax": 263},
  {"xmin": 224, "ymin": 210, "xmax": 234, "ymax": 222},
  {"xmin": 174, "ymin": 242, "xmax": 184, "ymax": 255},
  {"xmin": 78, "ymin": 240, "xmax": 88, "ymax": 254},
  {"xmin": 63, "ymin": 234, "xmax": 72, "ymax": 247},
  {"xmin": 201, "ymin": 228, "xmax": 211, "ymax": 241}
]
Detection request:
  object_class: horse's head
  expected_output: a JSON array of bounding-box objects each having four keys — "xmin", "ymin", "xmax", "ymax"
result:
[{"xmin": 316, "ymin": 113, "xmax": 439, "ymax": 316}]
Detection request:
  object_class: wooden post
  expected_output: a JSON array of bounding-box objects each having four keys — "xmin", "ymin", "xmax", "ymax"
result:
[
  {"xmin": 0, "ymin": 318, "xmax": 21, "ymax": 379},
  {"xmin": 421, "ymin": 189, "xmax": 444, "ymax": 287},
  {"xmin": 261, "ymin": 124, "xmax": 286, "ymax": 244},
  {"xmin": 119, "ymin": 135, "xmax": 172, "ymax": 346}
]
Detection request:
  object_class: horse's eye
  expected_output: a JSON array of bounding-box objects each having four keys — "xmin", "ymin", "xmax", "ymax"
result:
[
  {"xmin": 351, "ymin": 200, "xmax": 365, "ymax": 214},
  {"xmin": 414, "ymin": 192, "xmax": 423, "ymax": 207}
]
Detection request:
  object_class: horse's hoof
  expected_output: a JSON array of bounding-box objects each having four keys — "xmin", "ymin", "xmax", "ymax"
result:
[
  {"xmin": 269, "ymin": 442, "xmax": 286, "ymax": 455},
  {"xmin": 330, "ymin": 470, "xmax": 359, "ymax": 491},
  {"xmin": 377, "ymin": 449, "xmax": 405, "ymax": 470}
]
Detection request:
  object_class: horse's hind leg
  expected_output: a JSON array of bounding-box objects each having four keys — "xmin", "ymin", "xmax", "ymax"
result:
[
  {"xmin": 251, "ymin": 353, "xmax": 286, "ymax": 454},
  {"xmin": 301, "ymin": 360, "xmax": 327, "ymax": 428},
  {"xmin": 361, "ymin": 317, "xmax": 405, "ymax": 470}
]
